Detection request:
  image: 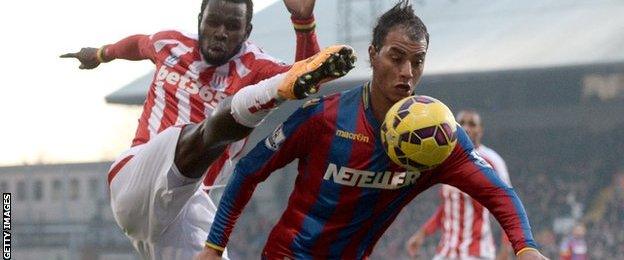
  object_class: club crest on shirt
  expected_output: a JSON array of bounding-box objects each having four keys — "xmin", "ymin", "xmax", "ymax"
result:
[
  {"xmin": 265, "ymin": 124, "xmax": 286, "ymax": 151},
  {"xmin": 210, "ymin": 65, "xmax": 231, "ymax": 90},
  {"xmin": 470, "ymin": 150, "xmax": 493, "ymax": 169}
]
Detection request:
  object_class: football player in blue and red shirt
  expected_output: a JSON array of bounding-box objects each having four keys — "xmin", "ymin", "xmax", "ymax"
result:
[{"xmin": 200, "ymin": 1, "xmax": 548, "ymax": 259}]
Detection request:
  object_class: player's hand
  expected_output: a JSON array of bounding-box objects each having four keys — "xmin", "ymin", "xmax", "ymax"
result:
[
  {"xmin": 405, "ymin": 229, "xmax": 426, "ymax": 258},
  {"xmin": 60, "ymin": 47, "xmax": 101, "ymax": 70},
  {"xmin": 194, "ymin": 246, "xmax": 223, "ymax": 260},
  {"xmin": 283, "ymin": 0, "xmax": 315, "ymax": 19},
  {"xmin": 517, "ymin": 249, "xmax": 549, "ymax": 260}
]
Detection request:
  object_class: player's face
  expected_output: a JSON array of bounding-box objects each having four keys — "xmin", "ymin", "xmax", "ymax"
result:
[
  {"xmin": 572, "ymin": 225, "xmax": 586, "ymax": 238},
  {"xmin": 369, "ymin": 26, "xmax": 427, "ymax": 104},
  {"xmin": 457, "ymin": 112, "xmax": 483, "ymax": 145},
  {"xmin": 199, "ymin": 0, "xmax": 251, "ymax": 65}
]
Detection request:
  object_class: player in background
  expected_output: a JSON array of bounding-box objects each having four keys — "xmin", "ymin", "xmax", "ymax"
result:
[
  {"xmin": 60, "ymin": 0, "xmax": 355, "ymax": 259},
  {"xmin": 559, "ymin": 223, "xmax": 588, "ymax": 260},
  {"xmin": 405, "ymin": 109, "xmax": 515, "ymax": 260},
  {"xmin": 199, "ymin": 1, "xmax": 547, "ymax": 259}
]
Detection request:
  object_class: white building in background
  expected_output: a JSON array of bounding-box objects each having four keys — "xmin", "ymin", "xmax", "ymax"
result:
[{"xmin": 0, "ymin": 162, "xmax": 137, "ymax": 260}]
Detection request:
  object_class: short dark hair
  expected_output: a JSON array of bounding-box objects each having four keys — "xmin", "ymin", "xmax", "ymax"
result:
[
  {"xmin": 371, "ymin": 0, "xmax": 429, "ymax": 50},
  {"xmin": 456, "ymin": 109, "xmax": 483, "ymax": 126},
  {"xmin": 200, "ymin": 0, "xmax": 254, "ymax": 26}
]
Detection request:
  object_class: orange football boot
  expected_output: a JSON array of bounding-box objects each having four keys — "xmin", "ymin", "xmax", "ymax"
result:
[{"xmin": 278, "ymin": 45, "xmax": 356, "ymax": 100}]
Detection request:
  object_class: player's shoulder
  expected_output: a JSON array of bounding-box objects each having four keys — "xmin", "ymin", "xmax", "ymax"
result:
[
  {"xmin": 293, "ymin": 86, "xmax": 362, "ymax": 123},
  {"xmin": 291, "ymin": 94, "xmax": 335, "ymax": 122},
  {"xmin": 301, "ymin": 97, "xmax": 323, "ymax": 110},
  {"xmin": 477, "ymin": 145, "xmax": 505, "ymax": 164},
  {"xmin": 240, "ymin": 41, "xmax": 283, "ymax": 64},
  {"xmin": 297, "ymin": 97, "xmax": 326, "ymax": 117},
  {"xmin": 150, "ymin": 29, "xmax": 198, "ymax": 42},
  {"xmin": 441, "ymin": 126, "xmax": 479, "ymax": 165},
  {"xmin": 454, "ymin": 125, "xmax": 474, "ymax": 151}
]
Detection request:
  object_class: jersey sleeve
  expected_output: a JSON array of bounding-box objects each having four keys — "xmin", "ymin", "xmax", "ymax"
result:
[
  {"xmin": 489, "ymin": 149, "xmax": 512, "ymax": 187},
  {"xmin": 103, "ymin": 34, "xmax": 156, "ymax": 62},
  {"xmin": 250, "ymin": 16, "xmax": 321, "ymax": 82},
  {"xmin": 291, "ymin": 15, "xmax": 321, "ymax": 61},
  {"xmin": 434, "ymin": 127, "xmax": 538, "ymax": 254},
  {"xmin": 104, "ymin": 30, "xmax": 193, "ymax": 63},
  {"xmin": 251, "ymin": 57, "xmax": 291, "ymax": 85},
  {"xmin": 206, "ymin": 103, "xmax": 324, "ymax": 249}
]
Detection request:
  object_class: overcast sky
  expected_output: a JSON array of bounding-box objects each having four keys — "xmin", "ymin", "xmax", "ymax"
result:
[{"xmin": 0, "ymin": 0, "xmax": 279, "ymax": 166}]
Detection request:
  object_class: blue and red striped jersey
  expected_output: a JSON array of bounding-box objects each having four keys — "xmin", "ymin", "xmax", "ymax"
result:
[{"xmin": 207, "ymin": 84, "xmax": 537, "ymax": 259}]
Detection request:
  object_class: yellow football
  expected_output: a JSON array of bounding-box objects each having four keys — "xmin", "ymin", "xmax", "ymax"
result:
[{"xmin": 380, "ymin": 95, "xmax": 458, "ymax": 171}]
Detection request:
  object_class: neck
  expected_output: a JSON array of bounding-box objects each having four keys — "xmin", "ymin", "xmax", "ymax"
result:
[{"xmin": 369, "ymin": 80, "xmax": 393, "ymax": 123}]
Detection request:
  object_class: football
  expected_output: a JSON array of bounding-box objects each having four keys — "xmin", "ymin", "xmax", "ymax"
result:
[{"xmin": 380, "ymin": 95, "xmax": 458, "ymax": 171}]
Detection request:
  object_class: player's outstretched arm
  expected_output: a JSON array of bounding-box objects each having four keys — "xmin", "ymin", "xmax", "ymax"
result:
[
  {"xmin": 60, "ymin": 34, "xmax": 154, "ymax": 69},
  {"xmin": 284, "ymin": 0, "xmax": 315, "ymax": 19},
  {"xmin": 284, "ymin": 0, "xmax": 320, "ymax": 61},
  {"xmin": 200, "ymin": 103, "xmax": 322, "ymax": 259},
  {"xmin": 252, "ymin": 0, "xmax": 320, "ymax": 81},
  {"xmin": 60, "ymin": 47, "xmax": 103, "ymax": 70},
  {"xmin": 436, "ymin": 128, "xmax": 547, "ymax": 259}
]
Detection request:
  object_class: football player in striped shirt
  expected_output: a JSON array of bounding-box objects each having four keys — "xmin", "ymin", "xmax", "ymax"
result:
[
  {"xmin": 200, "ymin": 1, "xmax": 547, "ymax": 259},
  {"xmin": 406, "ymin": 109, "xmax": 515, "ymax": 260},
  {"xmin": 61, "ymin": 0, "xmax": 357, "ymax": 259}
]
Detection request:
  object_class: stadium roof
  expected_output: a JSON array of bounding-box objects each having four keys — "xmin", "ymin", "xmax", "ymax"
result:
[{"xmin": 106, "ymin": 0, "xmax": 624, "ymax": 105}]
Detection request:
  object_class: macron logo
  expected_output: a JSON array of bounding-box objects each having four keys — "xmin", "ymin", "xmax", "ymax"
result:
[
  {"xmin": 323, "ymin": 163, "xmax": 420, "ymax": 189},
  {"xmin": 335, "ymin": 130, "xmax": 370, "ymax": 143}
]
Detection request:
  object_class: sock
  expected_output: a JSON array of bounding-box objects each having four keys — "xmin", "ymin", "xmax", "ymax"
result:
[{"xmin": 230, "ymin": 72, "xmax": 286, "ymax": 127}]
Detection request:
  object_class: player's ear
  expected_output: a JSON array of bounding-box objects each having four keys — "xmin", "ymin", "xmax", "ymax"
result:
[
  {"xmin": 244, "ymin": 23, "xmax": 253, "ymax": 40},
  {"xmin": 368, "ymin": 45, "xmax": 377, "ymax": 66}
]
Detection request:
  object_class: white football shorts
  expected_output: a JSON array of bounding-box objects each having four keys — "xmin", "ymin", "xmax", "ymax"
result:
[{"xmin": 108, "ymin": 126, "xmax": 229, "ymax": 259}]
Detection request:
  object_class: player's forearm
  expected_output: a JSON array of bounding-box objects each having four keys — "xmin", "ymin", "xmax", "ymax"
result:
[
  {"xmin": 206, "ymin": 169, "xmax": 261, "ymax": 249},
  {"xmin": 485, "ymin": 187, "xmax": 537, "ymax": 254},
  {"xmin": 421, "ymin": 205, "xmax": 443, "ymax": 235},
  {"xmin": 102, "ymin": 34, "xmax": 153, "ymax": 61},
  {"xmin": 291, "ymin": 15, "xmax": 320, "ymax": 61},
  {"xmin": 457, "ymin": 151, "xmax": 537, "ymax": 253}
]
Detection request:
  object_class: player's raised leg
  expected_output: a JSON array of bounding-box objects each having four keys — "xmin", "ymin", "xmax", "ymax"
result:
[
  {"xmin": 175, "ymin": 45, "xmax": 356, "ymax": 179},
  {"xmin": 109, "ymin": 45, "xmax": 355, "ymax": 258}
]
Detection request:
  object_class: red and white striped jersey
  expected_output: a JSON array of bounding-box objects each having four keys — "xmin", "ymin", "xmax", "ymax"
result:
[
  {"xmin": 426, "ymin": 145, "xmax": 512, "ymax": 259},
  {"xmin": 128, "ymin": 30, "xmax": 290, "ymax": 147},
  {"xmin": 106, "ymin": 30, "xmax": 298, "ymax": 188}
]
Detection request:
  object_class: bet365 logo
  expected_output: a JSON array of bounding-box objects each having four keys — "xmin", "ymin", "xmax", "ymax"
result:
[{"xmin": 154, "ymin": 66, "xmax": 228, "ymax": 108}]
